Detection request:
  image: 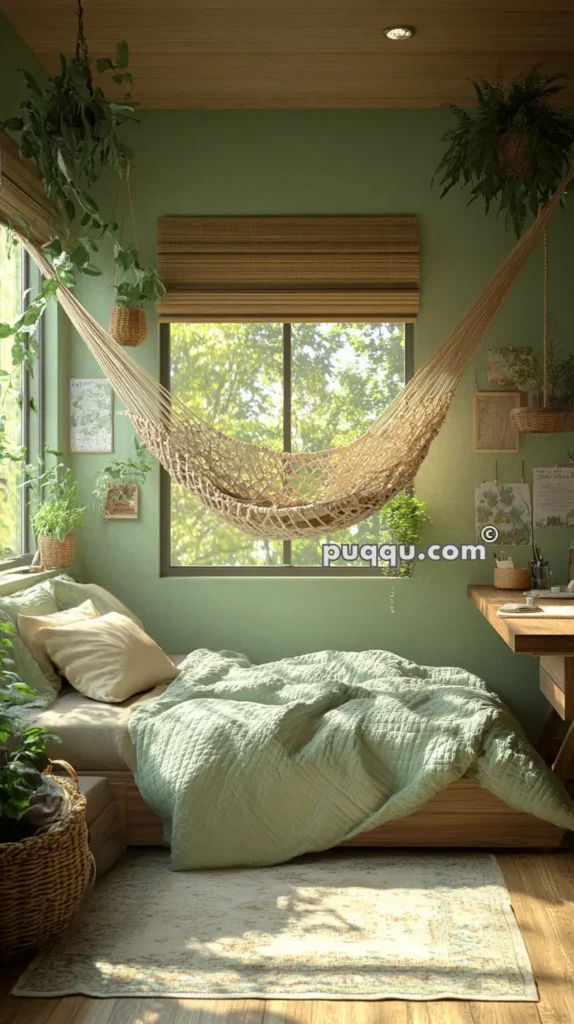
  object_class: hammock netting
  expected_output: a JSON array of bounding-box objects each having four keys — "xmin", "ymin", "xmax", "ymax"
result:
[{"xmin": 22, "ymin": 169, "xmax": 572, "ymax": 540}]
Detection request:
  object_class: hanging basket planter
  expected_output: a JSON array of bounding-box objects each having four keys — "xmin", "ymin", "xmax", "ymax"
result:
[
  {"xmin": 496, "ymin": 131, "xmax": 533, "ymax": 180},
  {"xmin": 109, "ymin": 306, "xmax": 148, "ymax": 347},
  {"xmin": 511, "ymin": 406, "xmax": 574, "ymax": 434}
]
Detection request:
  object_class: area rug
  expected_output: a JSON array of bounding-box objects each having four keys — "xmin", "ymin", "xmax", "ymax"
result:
[{"xmin": 12, "ymin": 850, "xmax": 537, "ymax": 1001}]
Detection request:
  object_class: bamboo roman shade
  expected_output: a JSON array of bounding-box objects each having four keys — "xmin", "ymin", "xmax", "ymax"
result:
[
  {"xmin": 0, "ymin": 129, "xmax": 56, "ymax": 245},
  {"xmin": 157, "ymin": 216, "xmax": 420, "ymax": 323}
]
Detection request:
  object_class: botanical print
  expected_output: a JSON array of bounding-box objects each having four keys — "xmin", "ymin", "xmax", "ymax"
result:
[
  {"xmin": 476, "ymin": 481, "xmax": 532, "ymax": 546},
  {"xmin": 487, "ymin": 347, "xmax": 534, "ymax": 388},
  {"xmin": 13, "ymin": 851, "xmax": 537, "ymax": 1001},
  {"xmin": 70, "ymin": 379, "xmax": 113, "ymax": 453},
  {"xmin": 104, "ymin": 483, "xmax": 139, "ymax": 519},
  {"xmin": 473, "ymin": 392, "xmax": 522, "ymax": 453},
  {"xmin": 533, "ymin": 467, "xmax": 574, "ymax": 528}
]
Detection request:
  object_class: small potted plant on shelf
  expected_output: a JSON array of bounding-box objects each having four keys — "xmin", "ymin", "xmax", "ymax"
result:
[
  {"xmin": 94, "ymin": 437, "xmax": 154, "ymax": 518},
  {"xmin": 23, "ymin": 450, "xmax": 86, "ymax": 569},
  {"xmin": 433, "ymin": 66, "xmax": 574, "ymax": 236}
]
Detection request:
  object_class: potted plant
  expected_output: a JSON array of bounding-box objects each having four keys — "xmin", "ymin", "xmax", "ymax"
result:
[
  {"xmin": 110, "ymin": 244, "xmax": 166, "ymax": 347},
  {"xmin": 513, "ymin": 330, "xmax": 574, "ymax": 431},
  {"xmin": 380, "ymin": 491, "xmax": 429, "ymax": 577},
  {"xmin": 23, "ymin": 452, "xmax": 86, "ymax": 569},
  {"xmin": 0, "ymin": 628, "xmax": 57, "ymax": 844},
  {"xmin": 0, "ymin": 627, "xmax": 92, "ymax": 959},
  {"xmin": 94, "ymin": 438, "xmax": 154, "ymax": 517},
  {"xmin": 433, "ymin": 67, "xmax": 574, "ymax": 236}
]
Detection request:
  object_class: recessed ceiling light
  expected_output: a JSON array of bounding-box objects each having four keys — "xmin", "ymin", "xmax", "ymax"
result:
[{"xmin": 383, "ymin": 26, "xmax": 415, "ymax": 40}]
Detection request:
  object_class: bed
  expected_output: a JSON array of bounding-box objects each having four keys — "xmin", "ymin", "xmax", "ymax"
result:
[{"xmin": 35, "ymin": 665, "xmax": 568, "ymax": 851}]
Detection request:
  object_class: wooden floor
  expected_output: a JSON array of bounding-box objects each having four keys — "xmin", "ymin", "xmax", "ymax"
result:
[{"xmin": 1, "ymin": 851, "xmax": 574, "ymax": 1024}]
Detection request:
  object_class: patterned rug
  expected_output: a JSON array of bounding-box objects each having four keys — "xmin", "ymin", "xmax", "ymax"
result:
[{"xmin": 13, "ymin": 850, "xmax": 537, "ymax": 1001}]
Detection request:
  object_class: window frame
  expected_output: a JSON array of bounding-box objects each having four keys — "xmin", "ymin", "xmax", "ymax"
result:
[
  {"xmin": 160, "ymin": 321, "xmax": 414, "ymax": 577},
  {"xmin": 0, "ymin": 244, "xmax": 43, "ymax": 569}
]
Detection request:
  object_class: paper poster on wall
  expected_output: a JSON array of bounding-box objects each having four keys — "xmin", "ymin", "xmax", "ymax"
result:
[
  {"xmin": 473, "ymin": 392, "xmax": 523, "ymax": 453},
  {"xmin": 487, "ymin": 347, "xmax": 533, "ymax": 388},
  {"xmin": 475, "ymin": 481, "xmax": 532, "ymax": 545},
  {"xmin": 533, "ymin": 467, "xmax": 574, "ymax": 528},
  {"xmin": 69, "ymin": 379, "xmax": 114, "ymax": 453}
]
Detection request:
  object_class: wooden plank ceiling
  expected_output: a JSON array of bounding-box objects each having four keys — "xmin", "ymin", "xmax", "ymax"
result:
[{"xmin": 2, "ymin": 0, "xmax": 574, "ymax": 109}]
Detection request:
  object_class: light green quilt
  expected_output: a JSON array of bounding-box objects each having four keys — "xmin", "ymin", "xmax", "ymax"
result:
[{"xmin": 129, "ymin": 648, "xmax": 574, "ymax": 869}]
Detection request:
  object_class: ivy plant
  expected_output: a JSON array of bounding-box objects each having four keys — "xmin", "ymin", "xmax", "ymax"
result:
[
  {"xmin": 433, "ymin": 66, "xmax": 574, "ymax": 236},
  {"xmin": 0, "ymin": 25, "xmax": 165, "ymax": 355},
  {"xmin": 380, "ymin": 491, "xmax": 429, "ymax": 577}
]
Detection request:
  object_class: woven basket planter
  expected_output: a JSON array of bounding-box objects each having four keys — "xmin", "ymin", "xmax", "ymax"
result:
[
  {"xmin": 0, "ymin": 773, "xmax": 91, "ymax": 960},
  {"xmin": 38, "ymin": 533, "xmax": 76, "ymax": 570},
  {"xmin": 511, "ymin": 406, "xmax": 574, "ymax": 434},
  {"xmin": 493, "ymin": 566, "xmax": 531, "ymax": 590},
  {"xmin": 496, "ymin": 131, "xmax": 533, "ymax": 180},
  {"xmin": 109, "ymin": 306, "xmax": 148, "ymax": 347}
]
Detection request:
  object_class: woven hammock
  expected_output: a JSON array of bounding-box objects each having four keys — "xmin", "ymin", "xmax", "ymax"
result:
[{"xmin": 22, "ymin": 170, "xmax": 572, "ymax": 540}]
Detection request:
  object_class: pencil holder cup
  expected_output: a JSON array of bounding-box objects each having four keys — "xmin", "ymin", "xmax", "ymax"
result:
[{"xmin": 493, "ymin": 567, "xmax": 531, "ymax": 590}]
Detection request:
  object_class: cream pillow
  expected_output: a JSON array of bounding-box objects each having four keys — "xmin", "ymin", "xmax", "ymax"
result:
[
  {"xmin": 37, "ymin": 612, "xmax": 180, "ymax": 703},
  {"xmin": 17, "ymin": 600, "xmax": 101, "ymax": 690}
]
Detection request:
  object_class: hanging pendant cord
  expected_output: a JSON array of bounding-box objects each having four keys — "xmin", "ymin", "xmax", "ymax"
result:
[
  {"xmin": 543, "ymin": 225, "xmax": 549, "ymax": 407},
  {"xmin": 75, "ymin": 0, "xmax": 89, "ymax": 61}
]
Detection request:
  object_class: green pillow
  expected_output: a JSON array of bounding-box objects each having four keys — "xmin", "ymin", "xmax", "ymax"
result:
[
  {"xmin": 51, "ymin": 576, "xmax": 143, "ymax": 629},
  {"xmin": 0, "ymin": 579, "xmax": 60, "ymax": 705}
]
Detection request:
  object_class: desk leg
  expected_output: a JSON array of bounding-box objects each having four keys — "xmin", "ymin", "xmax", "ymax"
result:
[
  {"xmin": 553, "ymin": 721, "xmax": 574, "ymax": 782},
  {"xmin": 537, "ymin": 707, "xmax": 561, "ymax": 760}
]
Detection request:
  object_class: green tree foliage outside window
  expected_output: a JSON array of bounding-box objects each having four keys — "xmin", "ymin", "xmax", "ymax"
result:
[{"xmin": 169, "ymin": 322, "xmax": 408, "ymax": 569}]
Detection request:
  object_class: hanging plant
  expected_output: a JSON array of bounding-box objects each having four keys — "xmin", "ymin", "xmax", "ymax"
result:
[
  {"xmin": 108, "ymin": 168, "xmax": 165, "ymax": 345},
  {"xmin": 433, "ymin": 66, "xmax": 574, "ymax": 236},
  {"xmin": 0, "ymin": 0, "xmax": 164, "ymax": 356}
]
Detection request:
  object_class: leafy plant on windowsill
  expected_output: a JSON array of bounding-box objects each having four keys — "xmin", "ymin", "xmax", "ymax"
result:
[
  {"xmin": 0, "ymin": 625, "xmax": 58, "ymax": 844},
  {"xmin": 0, "ymin": 7, "xmax": 165, "ymax": 362},
  {"xmin": 93, "ymin": 437, "xmax": 154, "ymax": 516},
  {"xmin": 23, "ymin": 450, "xmax": 86, "ymax": 541},
  {"xmin": 379, "ymin": 491, "xmax": 430, "ymax": 578},
  {"xmin": 433, "ymin": 66, "xmax": 574, "ymax": 237}
]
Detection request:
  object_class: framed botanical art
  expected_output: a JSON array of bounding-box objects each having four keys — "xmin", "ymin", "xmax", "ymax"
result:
[
  {"xmin": 487, "ymin": 347, "xmax": 533, "ymax": 388},
  {"xmin": 473, "ymin": 391, "xmax": 524, "ymax": 453},
  {"xmin": 70, "ymin": 379, "xmax": 114, "ymax": 453}
]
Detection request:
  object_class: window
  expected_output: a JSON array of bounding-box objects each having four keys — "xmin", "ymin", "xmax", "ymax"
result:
[
  {"xmin": 0, "ymin": 225, "xmax": 39, "ymax": 561},
  {"xmin": 162, "ymin": 321, "xmax": 413, "ymax": 575}
]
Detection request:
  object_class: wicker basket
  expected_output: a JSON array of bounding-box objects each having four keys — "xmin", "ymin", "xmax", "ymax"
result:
[
  {"xmin": 109, "ymin": 305, "xmax": 148, "ymax": 347},
  {"xmin": 511, "ymin": 406, "xmax": 574, "ymax": 434},
  {"xmin": 0, "ymin": 766, "xmax": 91, "ymax": 960},
  {"xmin": 496, "ymin": 131, "xmax": 533, "ymax": 180},
  {"xmin": 38, "ymin": 533, "xmax": 76, "ymax": 570},
  {"xmin": 493, "ymin": 566, "xmax": 531, "ymax": 590}
]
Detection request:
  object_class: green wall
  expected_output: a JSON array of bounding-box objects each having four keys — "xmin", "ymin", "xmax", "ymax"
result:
[{"xmin": 3, "ymin": 14, "xmax": 574, "ymax": 737}]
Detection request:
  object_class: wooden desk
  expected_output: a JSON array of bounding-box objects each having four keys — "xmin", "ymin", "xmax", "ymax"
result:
[{"xmin": 468, "ymin": 585, "xmax": 574, "ymax": 780}]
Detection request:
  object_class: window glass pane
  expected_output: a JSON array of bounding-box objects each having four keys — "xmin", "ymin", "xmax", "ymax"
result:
[
  {"xmin": 0, "ymin": 227, "xmax": 22, "ymax": 558},
  {"xmin": 169, "ymin": 323, "xmax": 283, "ymax": 567},
  {"xmin": 290, "ymin": 323, "xmax": 406, "ymax": 568}
]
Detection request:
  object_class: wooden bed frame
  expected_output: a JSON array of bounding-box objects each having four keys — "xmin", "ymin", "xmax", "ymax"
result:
[{"xmin": 78, "ymin": 770, "xmax": 568, "ymax": 849}]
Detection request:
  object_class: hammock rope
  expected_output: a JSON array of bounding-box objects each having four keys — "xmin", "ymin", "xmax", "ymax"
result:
[{"xmin": 21, "ymin": 167, "xmax": 573, "ymax": 540}]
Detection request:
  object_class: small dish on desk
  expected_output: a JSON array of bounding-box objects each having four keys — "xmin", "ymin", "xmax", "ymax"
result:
[{"xmin": 524, "ymin": 585, "xmax": 574, "ymax": 600}]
